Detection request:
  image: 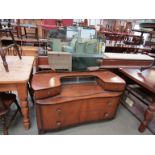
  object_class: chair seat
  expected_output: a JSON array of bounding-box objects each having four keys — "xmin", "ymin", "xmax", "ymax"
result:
[
  {"xmin": 0, "ymin": 92, "xmax": 19, "ymax": 135},
  {"xmin": 0, "ymin": 93, "xmax": 16, "ymax": 108}
]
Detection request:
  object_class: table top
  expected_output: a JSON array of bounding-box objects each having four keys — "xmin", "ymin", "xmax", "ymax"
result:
[
  {"xmin": 103, "ymin": 53, "xmax": 154, "ymax": 60},
  {"xmin": 119, "ymin": 67, "xmax": 155, "ymax": 93},
  {"xmin": 32, "ymin": 71, "xmax": 125, "ymax": 91},
  {"xmin": 0, "ymin": 56, "xmax": 34, "ymax": 84}
]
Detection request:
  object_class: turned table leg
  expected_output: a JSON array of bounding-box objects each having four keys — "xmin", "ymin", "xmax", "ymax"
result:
[
  {"xmin": 139, "ymin": 97, "xmax": 155, "ymax": 132},
  {"xmin": 17, "ymin": 83, "xmax": 30, "ymax": 129}
]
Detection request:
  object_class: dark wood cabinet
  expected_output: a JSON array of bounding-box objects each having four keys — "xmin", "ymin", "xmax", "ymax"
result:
[{"xmin": 32, "ymin": 71, "xmax": 125, "ymax": 134}]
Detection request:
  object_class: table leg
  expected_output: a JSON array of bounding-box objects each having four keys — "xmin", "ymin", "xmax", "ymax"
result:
[
  {"xmin": 17, "ymin": 83, "xmax": 30, "ymax": 129},
  {"xmin": 139, "ymin": 96, "xmax": 155, "ymax": 132}
]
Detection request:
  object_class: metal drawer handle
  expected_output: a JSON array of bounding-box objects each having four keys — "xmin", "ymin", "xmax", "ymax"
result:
[
  {"xmin": 56, "ymin": 108, "xmax": 62, "ymax": 115},
  {"xmin": 56, "ymin": 121, "xmax": 61, "ymax": 126},
  {"xmin": 56, "ymin": 108, "xmax": 62, "ymax": 112},
  {"xmin": 104, "ymin": 113, "xmax": 109, "ymax": 117}
]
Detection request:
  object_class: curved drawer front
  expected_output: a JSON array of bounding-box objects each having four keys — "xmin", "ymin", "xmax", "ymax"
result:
[
  {"xmin": 34, "ymin": 87, "xmax": 61, "ymax": 99},
  {"xmin": 36, "ymin": 96, "xmax": 121, "ymax": 130}
]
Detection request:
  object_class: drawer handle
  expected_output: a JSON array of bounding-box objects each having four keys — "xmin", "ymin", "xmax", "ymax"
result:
[
  {"xmin": 56, "ymin": 108, "xmax": 62, "ymax": 114},
  {"xmin": 47, "ymin": 91, "xmax": 50, "ymax": 95},
  {"xmin": 104, "ymin": 113, "xmax": 109, "ymax": 117},
  {"xmin": 56, "ymin": 121, "xmax": 61, "ymax": 127}
]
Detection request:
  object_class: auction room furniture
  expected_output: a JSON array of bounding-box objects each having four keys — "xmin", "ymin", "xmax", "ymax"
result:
[
  {"xmin": 48, "ymin": 51, "xmax": 72, "ymax": 71},
  {"xmin": 87, "ymin": 53, "xmax": 154, "ymax": 74},
  {"xmin": 102, "ymin": 53, "xmax": 154, "ymax": 67},
  {"xmin": 0, "ymin": 22, "xmax": 22, "ymax": 72},
  {"xmin": 105, "ymin": 45, "xmax": 152, "ymax": 54},
  {"xmin": 0, "ymin": 92, "xmax": 21, "ymax": 135},
  {"xmin": 20, "ymin": 24, "xmax": 39, "ymax": 40},
  {"xmin": 4, "ymin": 46, "xmax": 39, "ymax": 57},
  {"xmin": 36, "ymin": 56, "xmax": 51, "ymax": 72},
  {"xmin": 13, "ymin": 23, "xmax": 39, "ymax": 40},
  {"xmin": 0, "ymin": 56, "xmax": 34, "ymax": 129},
  {"xmin": 20, "ymin": 46, "xmax": 38, "ymax": 57},
  {"xmin": 119, "ymin": 67, "xmax": 155, "ymax": 132},
  {"xmin": 40, "ymin": 19, "xmax": 57, "ymax": 38},
  {"xmin": 32, "ymin": 71, "xmax": 125, "ymax": 134}
]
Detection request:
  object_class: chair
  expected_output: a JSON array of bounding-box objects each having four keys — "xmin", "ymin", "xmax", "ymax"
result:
[
  {"xmin": 36, "ymin": 56, "xmax": 55, "ymax": 72},
  {"xmin": 0, "ymin": 92, "xmax": 21, "ymax": 135}
]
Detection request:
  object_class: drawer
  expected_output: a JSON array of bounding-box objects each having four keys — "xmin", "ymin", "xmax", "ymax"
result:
[
  {"xmin": 36, "ymin": 96, "xmax": 121, "ymax": 131},
  {"xmin": 37, "ymin": 101, "xmax": 80, "ymax": 130},
  {"xmin": 38, "ymin": 104, "xmax": 63, "ymax": 130},
  {"xmin": 34, "ymin": 87, "xmax": 60, "ymax": 99},
  {"xmin": 82, "ymin": 97, "xmax": 120, "ymax": 122}
]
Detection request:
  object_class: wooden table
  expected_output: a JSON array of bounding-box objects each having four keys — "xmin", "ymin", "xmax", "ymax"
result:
[
  {"xmin": 0, "ymin": 56, "xmax": 35, "ymax": 129},
  {"xmin": 119, "ymin": 67, "xmax": 155, "ymax": 132}
]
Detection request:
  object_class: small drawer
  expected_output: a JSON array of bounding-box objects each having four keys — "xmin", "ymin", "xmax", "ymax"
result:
[{"xmin": 34, "ymin": 87, "xmax": 60, "ymax": 99}]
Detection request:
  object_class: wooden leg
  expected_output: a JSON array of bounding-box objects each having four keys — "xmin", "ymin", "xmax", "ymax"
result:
[
  {"xmin": 17, "ymin": 83, "xmax": 30, "ymax": 129},
  {"xmin": 28, "ymin": 83, "xmax": 34, "ymax": 105},
  {"xmin": 139, "ymin": 97, "xmax": 155, "ymax": 132}
]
